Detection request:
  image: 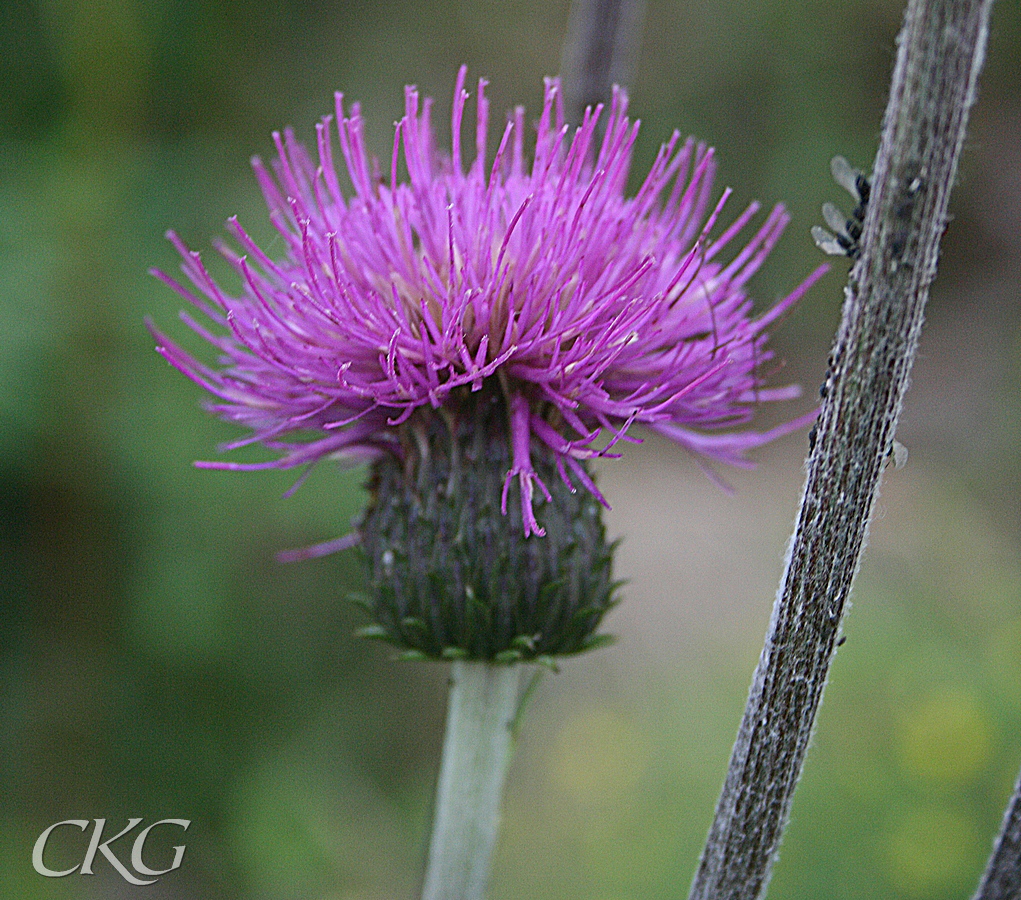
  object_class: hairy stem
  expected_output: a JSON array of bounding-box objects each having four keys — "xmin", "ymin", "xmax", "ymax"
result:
[
  {"xmin": 972, "ymin": 764, "xmax": 1021, "ymax": 900},
  {"xmin": 687, "ymin": 1, "xmax": 994, "ymax": 898},
  {"xmin": 421, "ymin": 661, "xmax": 523, "ymax": 900},
  {"xmin": 560, "ymin": 0, "xmax": 646, "ymax": 124}
]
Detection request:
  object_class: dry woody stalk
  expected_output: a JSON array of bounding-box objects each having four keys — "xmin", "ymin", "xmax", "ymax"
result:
[{"xmin": 688, "ymin": 0, "xmax": 997, "ymax": 898}]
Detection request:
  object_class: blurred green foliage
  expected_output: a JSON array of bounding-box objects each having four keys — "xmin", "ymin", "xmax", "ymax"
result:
[{"xmin": 1, "ymin": 0, "xmax": 1019, "ymax": 898}]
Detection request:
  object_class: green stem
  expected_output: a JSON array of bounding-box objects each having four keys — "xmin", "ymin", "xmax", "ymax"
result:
[{"xmin": 421, "ymin": 661, "xmax": 524, "ymax": 900}]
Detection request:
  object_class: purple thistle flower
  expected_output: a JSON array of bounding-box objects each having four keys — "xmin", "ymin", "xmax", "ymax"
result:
[{"xmin": 151, "ymin": 67, "xmax": 824, "ymax": 541}]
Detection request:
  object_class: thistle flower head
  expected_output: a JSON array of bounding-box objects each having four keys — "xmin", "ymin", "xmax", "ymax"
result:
[
  {"xmin": 151, "ymin": 69, "xmax": 825, "ymax": 660},
  {"xmin": 152, "ymin": 68, "xmax": 821, "ymax": 541}
]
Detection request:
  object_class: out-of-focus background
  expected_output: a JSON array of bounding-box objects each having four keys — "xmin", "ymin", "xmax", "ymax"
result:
[{"xmin": 2, "ymin": 0, "xmax": 1019, "ymax": 897}]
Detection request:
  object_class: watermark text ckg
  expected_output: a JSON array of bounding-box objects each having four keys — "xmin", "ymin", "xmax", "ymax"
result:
[{"xmin": 33, "ymin": 818, "xmax": 190, "ymax": 885}]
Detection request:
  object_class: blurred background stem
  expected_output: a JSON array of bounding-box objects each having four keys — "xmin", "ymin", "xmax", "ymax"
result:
[
  {"xmin": 421, "ymin": 662, "xmax": 523, "ymax": 900},
  {"xmin": 560, "ymin": 0, "xmax": 646, "ymax": 124}
]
